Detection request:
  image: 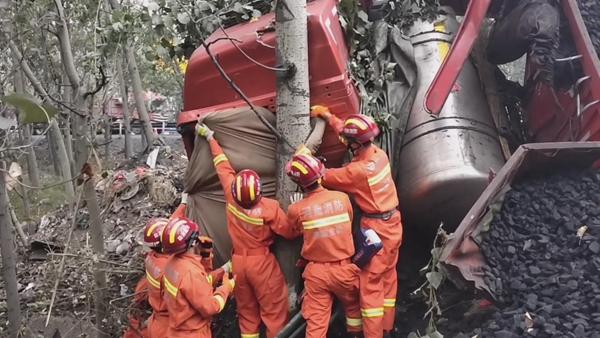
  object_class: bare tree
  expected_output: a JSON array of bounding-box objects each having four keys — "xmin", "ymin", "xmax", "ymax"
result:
[
  {"xmin": 49, "ymin": 118, "xmax": 75, "ymax": 199},
  {"xmin": 117, "ymin": 54, "xmax": 133, "ymax": 158},
  {"xmin": 13, "ymin": 69, "xmax": 40, "ymax": 187},
  {"xmin": 52, "ymin": 0, "xmax": 108, "ymax": 336},
  {"xmin": 0, "ymin": 161, "xmax": 22, "ymax": 338},
  {"xmin": 9, "ymin": 40, "xmax": 75, "ymax": 198},
  {"xmin": 106, "ymin": 0, "xmax": 156, "ymax": 151},
  {"xmin": 275, "ymin": 0, "xmax": 311, "ymax": 301}
]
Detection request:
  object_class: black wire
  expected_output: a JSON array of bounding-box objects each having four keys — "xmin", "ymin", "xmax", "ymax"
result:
[
  {"xmin": 218, "ymin": 24, "xmax": 288, "ymax": 72},
  {"xmin": 201, "ymin": 40, "xmax": 295, "ymax": 150}
]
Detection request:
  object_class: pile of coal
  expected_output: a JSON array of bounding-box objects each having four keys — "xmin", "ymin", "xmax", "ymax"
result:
[
  {"xmin": 578, "ymin": 0, "xmax": 600, "ymax": 55},
  {"xmin": 474, "ymin": 169, "xmax": 600, "ymax": 337}
]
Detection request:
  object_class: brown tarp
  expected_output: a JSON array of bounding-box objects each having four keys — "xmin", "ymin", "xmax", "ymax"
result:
[{"xmin": 183, "ymin": 107, "xmax": 278, "ymax": 264}]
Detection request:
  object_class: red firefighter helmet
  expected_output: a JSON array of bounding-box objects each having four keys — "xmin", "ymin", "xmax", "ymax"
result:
[
  {"xmin": 143, "ymin": 218, "xmax": 168, "ymax": 249},
  {"xmin": 341, "ymin": 115, "xmax": 380, "ymax": 145},
  {"xmin": 161, "ymin": 217, "xmax": 199, "ymax": 255},
  {"xmin": 286, "ymin": 154, "xmax": 325, "ymax": 189},
  {"xmin": 231, "ymin": 169, "xmax": 262, "ymax": 209}
]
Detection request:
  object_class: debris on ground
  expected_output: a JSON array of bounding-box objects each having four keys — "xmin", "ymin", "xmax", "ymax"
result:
[
  {"xmin": 458, "ymin": 169, "xmax": 600, "ymax": 337},
  {"xmin": 0, "ymin": 145, "xmax": 187, "ymax": 337}
]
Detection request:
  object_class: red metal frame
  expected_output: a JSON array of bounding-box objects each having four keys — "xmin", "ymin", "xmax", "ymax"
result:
[{"xmin": 424, "ymin": 0, "xmax": 492, "ymax": 116}]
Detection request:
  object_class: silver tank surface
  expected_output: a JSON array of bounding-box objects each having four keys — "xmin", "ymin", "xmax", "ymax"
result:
[{"xmin": 397, "ymin": 12, "xmax": 505, "ymax": 232}]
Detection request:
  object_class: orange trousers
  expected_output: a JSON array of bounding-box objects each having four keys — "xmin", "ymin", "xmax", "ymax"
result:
[
  {"xmin": 232, "ymin": 250, "xmax": 289, "ymax": 338},
  {"xmin": 147, "ymin": 313, "xmax": 168, "ymax": 338},
  {"xmin": 122, "ymin": 317, "xmax": 148, "ymax": 338},
  {"xmin": 359, "ymin": 212, "xmax": 403, "ymax": 338},
  {"xmin": 302, "ymin": 261, "xmax": 362, "ymax": 338}
]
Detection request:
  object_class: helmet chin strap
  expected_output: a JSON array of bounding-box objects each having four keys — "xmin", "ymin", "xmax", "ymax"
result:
[{"xmin": 348, "ymin": 142, "xmax": 363, "ymax": 155}]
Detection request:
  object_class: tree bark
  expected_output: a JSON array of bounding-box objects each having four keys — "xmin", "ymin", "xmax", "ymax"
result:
[
  {"xmin": 49, "ymin": 118, "xmax": 75, "ymax": 199},
  {"xmin": 62, "ymin": 73, "xmax": 76, "ymax": 178},
  {"xmin": 274, "ymin": 0, "xmax": 311, "ymax": 304},
  {"xmin": 106, "ymin": 0, "xmax": 155, "ymax": 151},
  {"xmin": 14, "ymin": 69, "xmax": 40, "ymax": 187},
  {"xmin": 125, "ymin": 46, "xmax": 156, "ymax": 150},
  {"xmin": 103, "ymin": 116, "xmax": 111, "ymax": 161},
  {"xmin": 53, "ymin": 1, "xmax": 108, "ymax": 336},
  {"xmin": 83, "ymin": 174, "xmax": 108, "ymax": 338},
  {"xmin": 47, "ymin": 131, "xmax": 60, "ymax": 176},
  {"xmin": 118, "ymin": 55, "xmax": 133, "ymax": 158},
  {"xmin": 0, "ymin": 161, "xmax": 22, "ymax": 338}
]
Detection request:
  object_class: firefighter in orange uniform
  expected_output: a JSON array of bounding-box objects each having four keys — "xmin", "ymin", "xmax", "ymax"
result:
[
  {"xmin": 170, "ymin": 193, "xmax": 231, "ymax": 277},
  {"xmin": 311, "ymin": 106, "xmax": 403, "ymax": 338},
  {"xmin": 161, "ymin": 217, "xmax": 235, "ymax": 338},
  {"xmin": 143, "ymin": 218, "xmax": 170, "ymax": 338},
  {"xmin": 196, "ymin": 122, "xmax": 291, "ymax": 338},
  {"xmin": 122, "ymin": 277, "xmax": 150, "ymax": 338},
  {"xmin": 283, "ymin": 153, "xmax": 362, "ymax": 338}
]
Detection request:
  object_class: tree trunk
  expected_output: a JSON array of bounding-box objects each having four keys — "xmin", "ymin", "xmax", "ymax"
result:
[
  {"xmin": 64, "ymin": 116, "xmax": 76, "ymax": 182},
  {"xmin": 63, "ymin": 73, "xmax": 76, "ymax": 178},
  {"xmin": 47, "ymin": 131, "xmax": 60, "ymax": 176},
  {"xmin": 118, "ymin": 55, "xmax": 133, "ymax": 158},
  {"xmin": 124, "ymin": 46, "xmax": 155, "ymax": 151},
  {"xmin": 83, "ymin": 174, "xmax": 108, "ymax": 338},
  {"xmin": 105, "ymin": 0, "xmax": 155, "ymax": 151},
  {"xmin": 103, "ymin": 117, "xmax": 111, "ymax": 161},
  {"xmin": 14, "ymin": 69, "xmax": 40, "ymax": 187},
  {"xmin": 0, "ymin": 161, "xmax": 22, "ymax": 338},
  {"xmin": 274, "ymin": 0, "xmax": 311, "ymax": 305},
  {"xmin": 49, "ymin": 118, "xmax": 75, "ymax": 200},
  {"xmin": 53, "ymin": 1, "xmax": 108, "ymax": 336}
]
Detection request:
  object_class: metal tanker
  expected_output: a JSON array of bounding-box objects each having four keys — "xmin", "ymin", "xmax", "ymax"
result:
[{"xmin": 397, "ymin": 11, "xmax": 505, "ymax": 231}]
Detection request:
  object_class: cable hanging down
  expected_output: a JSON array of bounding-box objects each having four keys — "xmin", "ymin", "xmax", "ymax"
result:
[{"xmin": 201, "ymin": 39, "xmax": 295, "ymax": 150}]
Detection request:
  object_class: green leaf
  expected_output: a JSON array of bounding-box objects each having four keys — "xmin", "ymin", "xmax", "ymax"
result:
[
  {"xmin": 2, "ymin": 94, "xmax": 59, "ymax": 124},
  {"xmin": 177, "ymin": 12, "xmax": 190, "ymax": 24},
  {"xmin": 426, "ymin": 271, "xmax": 443, "ymax": 289},
  {"xmin": 147, "ymin": 1, "xmax": 159, "ymax": 12}
]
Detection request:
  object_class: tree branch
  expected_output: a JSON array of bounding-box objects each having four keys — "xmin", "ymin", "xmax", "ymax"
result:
[
  {"xmin": 82, "ymin": 66, "xmax": 108, "ymax": 99},
  {"xmin": 53, "ymin": 0, "xmax": 81, "ymax": 91}
]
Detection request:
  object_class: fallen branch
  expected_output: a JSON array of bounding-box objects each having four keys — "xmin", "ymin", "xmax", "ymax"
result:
[
  {"xmin": 45, "ymin": 184, "xmax": 84, "ymax": 327},
  {"xmin": 8, "ymin": 204, "xmax": 29, "ymax": 247}
]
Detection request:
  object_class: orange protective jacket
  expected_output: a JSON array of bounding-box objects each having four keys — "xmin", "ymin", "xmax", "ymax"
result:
[
  {"xmin": 122, "ymin": 277, "xmax": 150, "ymax": 338},
  {"xmin": 208, "ymin": 138, "xmax": 294, "ymax": 249},
  {"xmin": 145, "ymin": 251, "xmax": 169, "ymax": 338},
  {"xmin": 162, "ymin": 252, "xmax": 233, "ymax": 337},
  {"xmin": 285, "ymin": 186, "xmax": 355, "ymax": 262},
  {"xmin": 322, "ymin": 116, "xmax": 399, "ymax": 214},
  {"xmin": 145, "ymin": 251, "xmax": 169, "ymax": 314}
]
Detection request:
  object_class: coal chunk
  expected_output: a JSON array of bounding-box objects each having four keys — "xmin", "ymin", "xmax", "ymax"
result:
[{"xmin": 471, "ymin": 169, "xmax": 600, "ymax": 337}]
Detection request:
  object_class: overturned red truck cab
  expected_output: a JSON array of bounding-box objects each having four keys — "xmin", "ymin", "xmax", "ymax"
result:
[{"xmin": 178, "ymin": 0, "xmax": 359, "ymax": 166}]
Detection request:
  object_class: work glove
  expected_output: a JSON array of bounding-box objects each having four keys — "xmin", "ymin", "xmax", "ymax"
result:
[
  {"xmin": 197, "ymin": 236, "xmax": 214, "ymax": 258},
  {"xmin": 310, "ymin": 105, "xmax": 332, "ymax": 120},
  {"xmin": 222, "ymin": 273, "xmax": 236, "ymax": 292},
  {"xmin": 289, "ymin": 192, "xmax": 304, "ymax": 205},
  {"xmin": 294, "ymin": 144, "xmax": 313, "ymax": 156},
  {"xmin": 221, "ymin": 260, "xmax": 233, "ymax": 275},
  {"xmin": 181, "ymin": 192, "xmax": 189, "ymax": 205},
  {"xmin": 195, "ymin": 122, "xmax": 214, "ymax": 140}
]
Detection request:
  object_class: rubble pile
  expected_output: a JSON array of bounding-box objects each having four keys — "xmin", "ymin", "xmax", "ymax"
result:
[
  {"xmin": 1, "ymin": 146, "xmax": 187, "ymax": 336},
  {"xmin": 467, "ymin": 169, "xmax": 600, "ymax": 337},
  {"xmin": 578, "ymin": 0, "xmax": 600, "ymax": 55}
]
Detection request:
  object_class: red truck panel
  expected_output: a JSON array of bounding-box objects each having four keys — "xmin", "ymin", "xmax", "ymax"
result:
[{"xmin": 179, "ymin": 0, "xmax": 359, "ymax": 166}]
